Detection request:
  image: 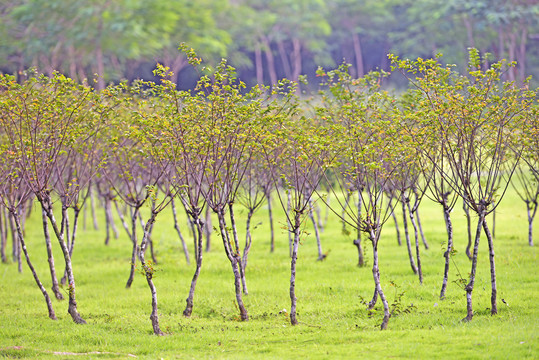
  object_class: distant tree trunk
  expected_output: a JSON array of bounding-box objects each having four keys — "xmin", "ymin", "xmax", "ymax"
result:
[
  {"xmin": 204, "ymin": 205, "xmax": 212, "ymax": 252},
  {"xmin": 352, "ymin": 33, "xmax": 365, "ymax": 78},
  {"xmin": 41, "ymin": 208, "xmax": 63, "ymax": 300},
  {"xmin": 415, "ymin": 208, "xmax": 429, "ymax": 249},
  {"xmin": 262, "ymin": 36, "xmax": 278, "ymax": 85},
  {"xmin": 171, "ymin": 197, "xmax": 190, "ymax": 264},
  {"xmin": 90, "ymin": 185, "xmax": 99, "ymax": 230},
  {"xmin": 11, "ymin": 208, "xmax": 56, "ymax": 320},
  {"xmin": 391, "ymin": 208, "xmax": 402, "ymax": 246},
  {"xmin": 407, "ymin": 200, "xmax": 423, "ymax": 284},
  {"xmin": 440, "ymin": 205, "xmax": 453, "ymax": 299},
  {"xmin": 9, "ymin": 212, "xmax": 22, "ymax": 273},
  {"xmin": 113, "ymin": 199, "xmax": 132, "ymax": 239},
  {"xmin": 0, "ymin": 206, "xmax": 7, "ymax": 263},
  {"xmin": 266, "ymin": 191, "xmax": 275, "ymax": 253},
  {"xmin": 292, "ymin": 39, "xmax": 302, "ymax": 79},
  {"xmin": 482, "ymin": 218, "xmax": 497, "ymax": 316},
  {"xmin": 517, "ymin": 25, "xmax": 527, "ymax": 83},
  {"xmin": 277, "ymin": 40, "xmax": 292, "ymax": 80},
  {"xmin": 103, "ymin": 195, "xmax": 118, "ymax": 245},
  {"xmin": 342, "ymin": 192, "xmax": 351, "ymax": 233},
  {"xmin": 254, "ymin": 43, "xmax": 264, "ymax": 85},
  {"xmin": 401, "ymin": 196, "xmax": 417, "ymax": 274},
  {"xmin": 308, "ymin": 199, "xmax": 324, "ymax": 261}
]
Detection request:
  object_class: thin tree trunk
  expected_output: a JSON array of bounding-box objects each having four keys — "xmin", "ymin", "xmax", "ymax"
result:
[
  {"xmin": 287, "ymin": 189, "xmax": 293, "ymax": 257},
  {"xmin": 255, "ymin": 43, "xmax": 264, "ymax": 85},
  {"xmin": 126, "ymin": 206, "xmax": 140, "ymax": 289},
  {"xmin": 139, "ymin": 211, "xmax": 157, "ymax": 264},
  {"xmin": 367, "ymin": 285, "xmax": 378, "ymax": 309},
  {"xmin": 526, "ymin": 201, "xmax": 537, "ymax": 246},
  {"xmin": 370, "ymin": 229, "xmax": 390, "ymax": 330},
  {"xmin": 61, "ymin": 207, "xmax": 81, "ymax": 286},
  {"xmin": 242, "ymin": 209, "xmax": 254, "ymax": 293},
  {"xmin": 40, "ymin": 198, "xmax": 86, "ymax": 324},
  {"xmin": 482, "ymin": 218, "xmax": 497, "ymax": 315},
  {"xmin": 354, "ymin": 195, "xmax": 364, "ymax": 267},
  {"xmin": 104, "ymin": 197, "xmax": 111, "ymax": 246},
  {"xmin": 291, "ymin": 38, "xmax": 302, "ymax": 83},
  {"xmin": 266, "ymin": 191, "xmax": 275, "ymax": 253},
  {"xmin": 463, "ymin": 197, "xmax": 473, "ymax": 260},
  {"xmin": 342, "ymin": 192, "xmax": 351, "ymax": 233},
  {"xmin": 113, "ymin": 199, "xmax": 132, "ymax": 239},
  {"xmin": 9, "ymin": 212, "xmax": 22, "ymax": 272},
  {"xmin": 138, "ymin": 213, "xmax": 164, "ymax": 335},
  {"xmin": 289, "ymin": 211, "xmax": 301, "ymax": 325},
  {"xmin": 11, "ymin": 208, "xmax": 57, "ymax": 320},
  {"xmin": 41, "ymin": 208, "xmax": 63, "ymax": 300},
  {"xmin": 228, "ymin": 203, "xmax": 248, "ymax": 295},
  {"xmin": 183, "ymin": 214, "xmax": 203, "ymax": 317},
  {"xmin": 277, "ymin": 41, "xmax": 292, "ymax": 80},
  {"xmin": 401, "ymin": 197, "xmax": 417, "ymax": 274},
  {"xmin": 217, "ymin": 210, "xmax": 248, "ymax": 321},
  {"xmin": 415, "ymin": 208, "xmax": 429, "ymax": 249},
  {"xmin": 262, "ymin": 36, "xmax": 278, "ymax": 85},
  {"xmin": 308, "ymin": 199, "xmax": 324, "ymax": 261},
  {"xmin": 204, "ymin": 205, "xmax": 211, "ymax": 252},
  {"xmin": 440, "ymin": 205, "xmax": 453, "ymax": 299},
  {"xmin": 407, "ymin": 201, "xmax": 423, "ymax": 284},
  {"xmin": 90, "ymin": 185, "xmax": 99, "ymax": 230},
  {"xmin": 104, "ymin": 196, "xmax": 118, "ymax": 245},
  {"xmin": 464, "ymin": 212, "xmax": 485, "ymax": 322},
  {"xmin": 352, "ymin": 33, "xmax": 365, "ymax": 78},
  {"xmin": 315, "ymin": 203, "xmax": 323, "ymax": 232},
  {"xmin": 391, "ymin": 209, "xmax": 402, "ymax": 246},
  {"xmin": 171, "ymin": 197, "xmax": 190, "ymax": 264},
  {"xmin": 0, "ymin": 206, "xmax": 7, "ymax": 263}
]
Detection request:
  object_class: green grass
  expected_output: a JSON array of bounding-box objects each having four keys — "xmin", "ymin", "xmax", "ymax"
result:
[{"xmin": 0, "ymin": 188, "xmax": 537, "ymax": 359}]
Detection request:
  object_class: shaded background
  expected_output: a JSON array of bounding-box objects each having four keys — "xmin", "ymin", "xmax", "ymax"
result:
[{"xmin": 1, "ymin": 0, "xmax": 537, "ymax": 90}]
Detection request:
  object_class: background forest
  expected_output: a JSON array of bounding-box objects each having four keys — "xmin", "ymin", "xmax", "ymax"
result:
[{"xmin": 1, "ymin": 0, "xmax": 538, "ymax": 90}]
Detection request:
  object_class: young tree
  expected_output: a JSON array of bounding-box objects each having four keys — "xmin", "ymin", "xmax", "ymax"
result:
[
  {"xmin": 315, "ymin": 64, "xmax": 415, "ymax": 329},
  {"xmin": 392, "ymin": 50, "xmax": 537, "ymax": 320},
  {"xmin": 0, "ymin": 70, "xmax": 111, "ymax": 324},
  {"xmin": 263, "ymin": 107, "xmax": 336, "ymax": 326}
]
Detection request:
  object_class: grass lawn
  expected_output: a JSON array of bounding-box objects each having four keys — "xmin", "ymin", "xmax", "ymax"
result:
[{"xmin": 0, "ymin": 188, "xmax": 537, "ymax": 359}]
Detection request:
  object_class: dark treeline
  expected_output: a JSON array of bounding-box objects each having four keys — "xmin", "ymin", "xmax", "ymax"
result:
[{"xmin": 1, "ymin": 0, "xmax": 538, "ymax": 90}]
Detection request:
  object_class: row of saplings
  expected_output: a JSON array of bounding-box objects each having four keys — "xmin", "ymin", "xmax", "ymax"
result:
[{"xmin": 0, "ymin": 49, "xmax": 537, "ymax": 333}]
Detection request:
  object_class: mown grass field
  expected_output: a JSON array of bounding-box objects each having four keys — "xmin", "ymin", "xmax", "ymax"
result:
[{"xmin": 0, "ymin": 188, "xmax": 537, "ymax": 359}]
